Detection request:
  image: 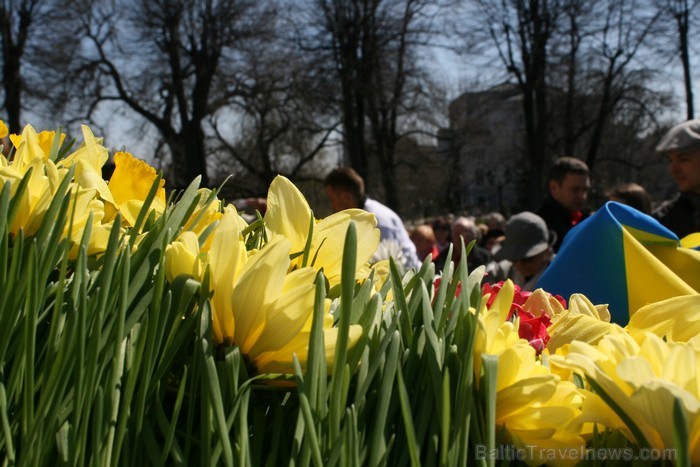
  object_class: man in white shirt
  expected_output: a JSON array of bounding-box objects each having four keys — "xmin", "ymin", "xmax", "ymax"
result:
[{"xmin": 324, "ymin": 167, "xmax": 421, "ymax": 270}]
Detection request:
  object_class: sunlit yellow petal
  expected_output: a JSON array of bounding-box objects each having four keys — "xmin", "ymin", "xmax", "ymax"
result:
[
  {"xmin": 233, "ymin": 236, "xmax": 290, "ymax": 352},
  {"xmin": 547, "ymin": 312, "xmax": 622, "ymax": 353},
  {"xmin": 164, "ymin": 231, "xmax": 201, "ymax": 283},
  {"xmin": 208, "ymin": 209, "xmax": 249, "ymax": 344},
  {"xmin": 264, "ymin": 175, "xmax": 312, "ymax": 251},
  {"xmin": 254, "ymin": 325, "xmax": 363, "ymax": 374},
  {"xmin": 247, "ymin": 267, "xmax": 316, "ymax": 357},
  {"xmin": 626, "ymin": 295, "xmax": 700, "ymax": 342},
  {"xmin": 311, "ymin": 210, "xmax": 379, "ymax": 286},
  {"xmin": 108, "ymin": 151, "xmax": 165, "ymax": 206}
]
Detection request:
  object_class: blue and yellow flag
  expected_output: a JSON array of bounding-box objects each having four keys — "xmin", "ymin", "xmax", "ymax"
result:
[{"xmin": 537, "ymin": 201, "xmax": 700, "ymax": 325}]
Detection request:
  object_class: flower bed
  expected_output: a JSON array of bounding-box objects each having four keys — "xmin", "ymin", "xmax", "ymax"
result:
[{"xmin": 0, "ymin": 123, "xmax": 698, "ymax": 466}]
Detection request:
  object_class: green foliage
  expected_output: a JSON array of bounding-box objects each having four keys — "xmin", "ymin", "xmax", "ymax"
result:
[{"xmin": 4, "ymin": 173, "xmax": 685, "ymax": 467}]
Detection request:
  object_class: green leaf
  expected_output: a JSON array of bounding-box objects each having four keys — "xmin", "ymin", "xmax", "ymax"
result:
[{"xmin": 672, "ymin": 397, "xmax": 690, "ymax": 467}]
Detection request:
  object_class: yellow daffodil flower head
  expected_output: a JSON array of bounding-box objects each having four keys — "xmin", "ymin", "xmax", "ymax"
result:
[
  {"xmin": 264, "ymin": 175, "xmax": 380, "ymax": 287},
  {"xmin": 58, "ymin": 126, "xmax": 115, "ymax": 210},
  {"xmin": 63, "ymin": 186, "xmax": 113, "ymax": 259},
  {"xmin": 474, "ymin": 280, "xmax": 586, "ymax": 463},
  {"xmin": 7, "ymin": 124, "xmax": 48, "ymax": 173},
  {"xmin": 546, "ymin": 293, "xmax": 622, "ymax": 353},
  {"xmin": 10, "ymin": 129, "xmax": 65, "ymax": 159},
  {"xmin": 107, "ymin": 151, "xmax": 166, "ymax": 227},
  {"xmin": 550, "ymin": 332, "xmax": 700, "ymax": 463},
  {"xmin": 164, "ymin": 231, "xmax": 206, "ymax": 283},
  {"xmin": 0, "ymin": 128, "xmax": 64, "ymax": 237},
  {"xmin": 521, "ymin": 288, "xmax": 566, "ymax": 318},
  {"xmin": 182, "ymin": 188, "xmax": 225, "ymax": 243},
  {"xmin": 0, "ymin": 120, "xmax": 8, "ymax": 139},
  {"xmin": 166, "ymin": 206, "xmax": 361, "ymax": 375}
]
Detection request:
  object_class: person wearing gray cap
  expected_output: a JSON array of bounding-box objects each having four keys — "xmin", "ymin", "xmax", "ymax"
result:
[
  {"xmin": 493, "ymin": 212, "xmax": 556, "ymax": 291},
  {"xmin": 652, "ymin": 118, "xmax": 700, "ymax": 238}
]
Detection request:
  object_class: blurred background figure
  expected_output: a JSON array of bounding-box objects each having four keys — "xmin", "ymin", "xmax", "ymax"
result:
[
  {"xmin": 652, "ymin": 118, "xmax": 700, "ymax": 238},
  {"xmin": 431, "ymin": 217, "xmax": 452, "ymax": 254},
  {"xmin": 480, "ymin": 211, "xmax": 506, "ymax": 254},
  {"xmin": 435, "ymin": 216, "xmax": 495, "ymax": 278},
  {"xmin": 410, "ymin": 224, "xmax": 438, "ymax": 262},
  {"xmin": 606, "ymin": 182, "xmax": 652, "ymax": 214},
  {"xmin": 483, "ymin": 211, "xmax": 506, "ymax": 232},
  {"xmin": 536, "ymin": 157, "xmax": 590, "ymax": 252},
  {"xmin": 493, "ymin": 212, "xmax": 556, "ymax": 291},
  {"xmin": 324, "ymin": 167, "xmax": 420, "ymax": 270}
]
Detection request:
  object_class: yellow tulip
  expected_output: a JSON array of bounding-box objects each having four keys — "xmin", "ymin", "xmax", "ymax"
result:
[{"xmin": 263, "ymin": 175, "xmax": 379, "ymax": 287}]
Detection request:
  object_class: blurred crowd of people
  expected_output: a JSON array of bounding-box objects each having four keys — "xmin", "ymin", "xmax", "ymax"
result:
[
  {"xmin": 401, "ymin": 118, "xmax": 700, "ymax": 290},
  {"xmin": 236, "ymin": 118, "xmax": 700, "ymax": 292}
]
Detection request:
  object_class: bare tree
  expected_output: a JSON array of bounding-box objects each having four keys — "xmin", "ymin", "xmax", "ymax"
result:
[
  {"xmin": 302, "ymin": 0, "xmax": 450, "ymax": 212},
  {"xmin": 70, "ymin": 0, "xmax": 277, "ymax": 189},
  {"xmin": 0, "ymin": 0, "xmax": 78, "ymax": 133},
  {"xmin": 210, "ymin": 41, "xmax": 341, "ymax": 194},
  {"xmin": 581, "ymin": 1, "xmax": 660, "ymax": 170},
  {"xmin": 656, "ymin": 0, "xmax": 698, "ymax": 119},
  {"xmin": 471, "ymin": 0, "xmax": 560, "ymax": 206}
]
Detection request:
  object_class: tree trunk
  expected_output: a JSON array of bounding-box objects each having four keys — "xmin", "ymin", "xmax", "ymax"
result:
[
  {"xmin": 2, "ymin": 53, "xmax": 22, "ymax": 134},
  {"xmin": 677, "ymin": 5, "xmax": 694, "ymax": 119},
  {"xmin": 168, "ymin": 125, "xmax": 209, "ymax": 189}
]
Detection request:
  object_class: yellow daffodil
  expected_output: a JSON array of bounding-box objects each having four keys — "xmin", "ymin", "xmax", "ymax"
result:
[
  {"xmin": 57, "ymin": 125, "xmax": 115, "ymax": 210},
  {"xmin": 107, "ymin": 151, "xmax": 166, "ymax": 227},
  {"xmin": 166, "ymin": 208, "xmax": 362, "ymax": 374},
  {"xmin": 63, "ymin": 186, "xmax": 114, "ymax": 259},
  {"xmin": 0, "ymin": 120, "xmax": 8, "ymax": 139},
  {"xmin": 182, "ymin": 188, "xmax": 225, "ymax": 240},
  {"xmin": 0, "ymin": 125, "xmax": 63, "ymax": 236},
  {"xmin": 626, "ymin": 295, "xmax": 700, "ymax": 343},
  {"xmin": 474, "ymin": 280, "xmax": 586, "ymax": 463},
  {"xmin": 551, "ymin": 332, "xmax": 700, "ymax": 464},
  {"xmin": 547, "ymin": 293, "xmax": 623, "ymax": 353},
  {"xmin": 10, "ymin": 129, "xmax": 65, "ymax": 158},
  {"xmin": 263, "ymin": 175, "xmax": 379, "ymax": 287}
]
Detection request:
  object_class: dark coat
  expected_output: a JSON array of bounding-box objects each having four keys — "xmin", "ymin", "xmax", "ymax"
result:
[
  {"xmin": 536, "ymin": 197, "xmax": 589, "ymax": 252},
  {"xmin": 653, "ymin": 192, "xmax": 700, "ymax": 239}
]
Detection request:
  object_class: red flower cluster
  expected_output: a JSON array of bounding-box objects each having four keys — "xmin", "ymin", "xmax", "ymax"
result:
[{"xmin": 481, "ymin": 282, "xmax": 566, "ymax": 354}]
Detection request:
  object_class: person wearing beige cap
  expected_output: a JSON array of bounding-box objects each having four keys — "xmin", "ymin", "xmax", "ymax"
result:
[
  {"xmin": 493, "ymin": 212, "xmax": 556, "ymax": 291},
  {"xmin": 653, "ymin": 119, "xmax": 700, "ymax": 238}
]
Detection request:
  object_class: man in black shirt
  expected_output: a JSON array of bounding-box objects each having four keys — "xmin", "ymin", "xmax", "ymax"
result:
[{"xmin": 536, "ymin": 157, "xmax": 591, "ymax": 252}]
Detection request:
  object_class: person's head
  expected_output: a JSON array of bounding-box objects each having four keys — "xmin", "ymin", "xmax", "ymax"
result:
[
  {"xmin": 451, "ymin": 216, "xmax": 480, "ymax": 257},
  {"xmin": 656, "ymin": 119, "xmax": 700, "ymax": 194},
  {"xmin": 483, "ymin": 211, "xmax": 506, "ymax": 231},
  {"xmin": 495, "ymin": 212, "xmax": 554, "ymax": 279},
  {"xmin": 409, "ymin": 224, "xmax": 437, "ymax": 260},
  {"xmin": 432, "ymin": 218, "xmax": 452, "ymax": 245},
  {"xmin": 324, "ymin": 167, "xmax": 365, "ymax": 211},
  {"xmin": 547, "ymin": 157, "xmax": 590, "ymax": 212},
  {"xmin": 606, "ymin": 182, "xmax": 652, "ymax": 214}
]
